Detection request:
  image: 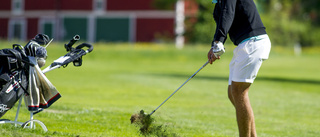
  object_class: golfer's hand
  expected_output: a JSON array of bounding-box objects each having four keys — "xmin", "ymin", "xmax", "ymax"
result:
[
  {"xmin": 208, "ymin": 41, "xmax": 225, "ymax": 64},
  {"xmin": 207, "ymin": 48, "xmax": 220, "ymax": 64}
]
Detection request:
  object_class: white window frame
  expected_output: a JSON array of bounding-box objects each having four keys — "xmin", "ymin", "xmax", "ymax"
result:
[
  {"xmin": 8, "ymin": 18, "xmax": 27, "ymax": 41},
  {"xmin": 12, "ymin": 0, "xmax": 24, "ymax": 15},
  {"xmin": 93, "ymin": 0, "xmax": 106, "ymax": 12}
]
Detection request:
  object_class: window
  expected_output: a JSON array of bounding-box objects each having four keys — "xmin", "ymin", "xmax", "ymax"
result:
[
  {"xmin": 8, "ymin": 18, "xmax": 26, "ymax": 41},
  {"xmin": 12, "ymin": 0, "xmax": 24, "ymax": 15},
  {"xmin": 93, "ymin": 0, "xmax": 105, "ymax": 12}
]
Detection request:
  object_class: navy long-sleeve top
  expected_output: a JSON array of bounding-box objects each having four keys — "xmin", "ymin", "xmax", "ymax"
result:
[{"xmin": 213, "ymin": 0, "xmax": 267, "ymax": 45}]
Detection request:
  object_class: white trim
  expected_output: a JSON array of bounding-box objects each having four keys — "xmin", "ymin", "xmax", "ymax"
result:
[
  {"xmin": 129, "ymin": 14, "xmax": 136, "ymax": 43},
  {"xmin": 11, "ymin": 0, "xmax": 24, "ymax": 15},
  {"xmin": 0, "ymin": 10, "xmax": 175, "ymax": 19},
  {"xmin": 87, "ymin": 15, "xmax": 96, "ymax": 43},
  {"xmin": 175, "ymin": 0, "xmax": 185, "ymax": 49},
  {"xmin": 93, "ymin": 0, "xmax": 106, "ymax": 12},
  {"xmin": 103, "ymin": 11, "xmax": 175, "ymax": 18},
  {"xmin": 60, "ymin": 10, "xmax": 175, "ymax": 18}
]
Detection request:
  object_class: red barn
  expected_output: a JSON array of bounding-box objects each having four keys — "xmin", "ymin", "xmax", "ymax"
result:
[{"xmin": 0, "ymin": 0, "xmax": 198, "ymax": 43}]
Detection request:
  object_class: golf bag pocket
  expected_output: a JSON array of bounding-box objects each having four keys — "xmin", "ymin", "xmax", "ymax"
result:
[
  {"xmin": 6, "ymin": 56, "xmax": 20, "ymax": 72},
  {"xmin": 0, "ymin": 49, "xmax": 23, "ymax": 73},
  {"xmin": 0, "ymin": 71, "xmax": 27, "ymax": 118}
]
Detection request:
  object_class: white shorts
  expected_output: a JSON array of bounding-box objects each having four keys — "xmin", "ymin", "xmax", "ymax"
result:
[{"xmin": 228, "ymin": 34, "xmax": 271, "ymax": 85}]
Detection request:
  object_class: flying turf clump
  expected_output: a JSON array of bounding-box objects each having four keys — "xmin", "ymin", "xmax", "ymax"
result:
[
  {"xmin": 131, "ymin": 110, "xmax": 179, "ymax": 136},
  {"xmin": 130, "ymin": 110, "xmax": 154, "ymax": 134}
]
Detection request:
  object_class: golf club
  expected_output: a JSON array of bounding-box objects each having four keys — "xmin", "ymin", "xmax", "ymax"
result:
[{"xmin": 149, "ymin": 60, "xmax": 209, "ymax": 116}]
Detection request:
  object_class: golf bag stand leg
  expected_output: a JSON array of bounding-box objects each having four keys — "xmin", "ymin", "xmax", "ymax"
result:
[
  {"xmin": 20, "ymin": 105, "xmax": 48, "ymax": 131},
  {"xmin": 14, "ymin": 97, "xmax": 23, "ymax": 126}
]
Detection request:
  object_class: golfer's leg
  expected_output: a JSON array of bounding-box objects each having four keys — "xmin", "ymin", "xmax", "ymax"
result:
[
  {"xmin": 231, "ymin": 81, "xmax": 256, "ymax": 137},
  {"xmin": 228, "ymin": 85, "xmax": 235, "ymax": 106},
  {"xmin": 251, "ymin": 116, "xmax": 256, "ymax": 137}
]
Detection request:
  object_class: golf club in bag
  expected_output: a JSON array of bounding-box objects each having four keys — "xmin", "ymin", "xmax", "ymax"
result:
[{"xmin": 150, "ymin": 60, "xmax": 209, "ymax": 116}]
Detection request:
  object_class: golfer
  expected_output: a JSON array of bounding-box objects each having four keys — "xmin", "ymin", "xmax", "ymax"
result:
[{"xmin": 207, "ymin": 0, "xmax": 271, "ymax": 136}]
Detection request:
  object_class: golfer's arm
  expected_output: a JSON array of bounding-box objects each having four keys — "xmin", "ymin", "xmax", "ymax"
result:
[{"xmin": 214, "ymin": 0, "xmax": 236, "ymax": 43}]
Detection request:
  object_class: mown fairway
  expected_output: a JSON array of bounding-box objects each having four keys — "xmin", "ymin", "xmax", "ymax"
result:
[{"xmin": 0, "ymin": 42, "xmax": 319, "ymax": 137}]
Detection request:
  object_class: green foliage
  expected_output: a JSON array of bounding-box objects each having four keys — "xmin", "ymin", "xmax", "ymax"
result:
[
  {"xmin": 185, "ymin": 0, "xmax": 216, "ymax": 44},
  {"xmin": 257, "ymin": 0, "xmax": 320, "ymax": 46}
]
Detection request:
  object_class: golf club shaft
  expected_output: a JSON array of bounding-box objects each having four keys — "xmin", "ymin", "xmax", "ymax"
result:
[{"xmin": 149, "ymin": 60, "xmax": 209, "ymax": 116}]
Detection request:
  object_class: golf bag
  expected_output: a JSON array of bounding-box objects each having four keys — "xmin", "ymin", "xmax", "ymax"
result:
[
  {"xmin": 0, "ymin": 33, "xmax": 49, "ymax": 118},
  {"xmin": 0, "ymin": 34, "xmax": 92, "ymax": 131},
  {"xmin": 0, "ymin": 48, "xmax": 28, "ymax": 118}
]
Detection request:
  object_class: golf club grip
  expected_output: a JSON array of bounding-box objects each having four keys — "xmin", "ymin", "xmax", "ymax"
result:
[
  {"xmin": 65, "ymin": 35, "xmax": 80, "ymax": 51},
  {"xmin": 76, "ymin": 43, "xmax": 93, "ymax": 53},
  {"xmin": 150, "ymin": 60, "xmax": 209, "ymax": 116}
]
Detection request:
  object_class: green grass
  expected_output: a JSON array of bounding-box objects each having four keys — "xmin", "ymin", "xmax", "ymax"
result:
[{"xmin": 0, "ymin": 42, "xmax": 319, "ymax": 137}]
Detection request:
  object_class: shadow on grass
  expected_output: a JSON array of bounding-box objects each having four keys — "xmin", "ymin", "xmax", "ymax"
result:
[
  {"xmin": 145, "ymin": 73, "xmax": 320, "ymax": 85},
  {"xmin": 257, "ymin": 77, "xmax": 320, "ymax": 85}
]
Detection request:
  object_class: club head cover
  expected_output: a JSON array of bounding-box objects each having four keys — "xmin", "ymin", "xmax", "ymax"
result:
[{"xmin": 32, "ymin": 34, "xmax": 50, "ymax": 45}]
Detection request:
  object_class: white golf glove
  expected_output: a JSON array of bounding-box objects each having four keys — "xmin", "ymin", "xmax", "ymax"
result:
[{"xmin": 211, "ymin": 41, "xmax": 225, "ymax": 58}]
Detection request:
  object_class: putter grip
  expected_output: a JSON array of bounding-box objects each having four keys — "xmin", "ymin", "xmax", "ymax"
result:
[
  {"xmin": 65, "ymin": 35, "xmax": 80, "ymax": 52},
  {"xmin": 76, "ymin": 43, "xmax": 93, "ymax": 53}
]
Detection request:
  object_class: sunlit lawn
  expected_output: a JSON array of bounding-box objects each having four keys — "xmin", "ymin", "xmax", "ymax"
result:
[{"xmin": 0, "ymin": 41, "xmax": 319, "ymax": 136}]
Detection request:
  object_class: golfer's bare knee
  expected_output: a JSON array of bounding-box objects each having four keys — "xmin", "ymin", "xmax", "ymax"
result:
[
  {"xmin": 231, "ymin": 82, "xmax": 251, "ymax": 97},
  {"xmin": 230, "ymin": 82, "xmax": 251, "ymax": 107}
]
